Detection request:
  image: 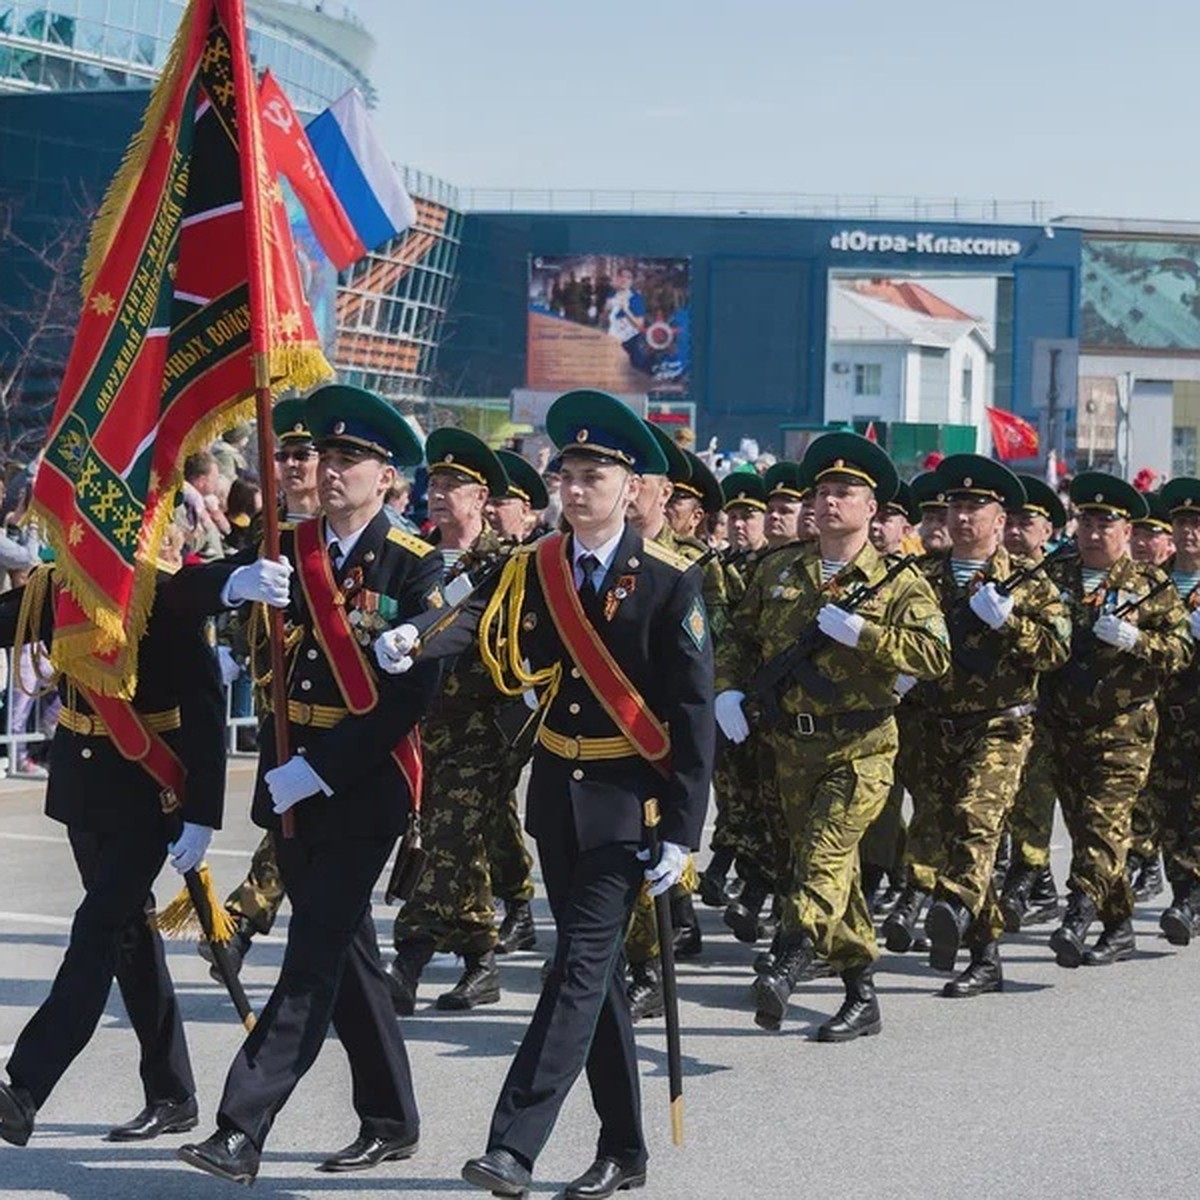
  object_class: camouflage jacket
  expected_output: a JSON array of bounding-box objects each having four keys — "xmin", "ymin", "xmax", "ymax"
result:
[
  {"xmin": 716, "ymin": 539, "xmax": 950, "ymax": 716},
  {"xmin": 914, "ymin": 544, "xmax": 1071, "ymax": 715},
  {"xmin": 1041, "ymin": 553, "xmax": 1192, "ymax": 725},
  {"xmin": 654, "ymin": 524, "xmax": 729, "ymax": 643},
  {"xmin": 1157, "ymin": 556, "xmax": 1200, "ymax": 716}
]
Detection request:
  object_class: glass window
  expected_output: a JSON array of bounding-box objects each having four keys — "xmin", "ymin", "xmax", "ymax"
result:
[
  {"xmin": 108, "ymin": 0, "xmax": 135, "ymax": 27},
  {"xmin": 854, "ymin": 363, "xmax": 882, "ymax": 397},
  {"xmin": 77, "ymin": 18, "xmax": 104, "ymax": 53},
  {"xmin": 105, "ymin": 23, "xmax": 133, "ymax": 59},
  {"xmin": 961, "ymin": 361, "xmax": 973, "ymax": 405},
  {"xmin": 77, "ymin": 0, "xmax": 107, "ymax": 18},
  {"xmin": 1173, "ymin": 427, "xmax": 1197, "ymax": 477}
]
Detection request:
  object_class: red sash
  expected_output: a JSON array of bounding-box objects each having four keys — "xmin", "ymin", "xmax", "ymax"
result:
[
  {"xmin": 80, "ymin": 686, "xmax": 187, "ymax": 813},
  {"xmin": 535, "ymin": 533, "xmax": 671, "ymax": 768},
  {"xmin": 293, "ymin": 517, "xmax": 423, "ymax": 802}
]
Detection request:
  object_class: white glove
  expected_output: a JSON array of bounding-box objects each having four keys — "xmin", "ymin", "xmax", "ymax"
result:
[
  {"xmin": 374, "ymin": 623, "xmax": 418, "ymax": 674},
  {"xmin": 894, "ymin": 673, "xmax": 917, "ymax": 698},
  {"xmin": 715, "ymin": 689, "xmax": 750, "ymax": 744},
  {"xmin": 969, "ymin": 582, "xmax": 1015, "ymax": 631},
  {"xmin": 636, "ymin": 840, "xmax": 689, "ymax": 897},
  {"xmin": 265, "ymin": 755, "xmax": 331, "ymax": 814},
  {"xmin": 168, "ymin": 822, "xmax": 212, "ymax": 875},
  {"xmin": 216, "ymin": 645, "xmax": 241, "ymax": 686},
  {"xmin": 1093, "ymin": 613, "xmax": 1141, "ymax": 652},
  {"xmin": 226, "ymin": 558, "xmax": 292, "ymax": 607},
  {"xmin": 817, "ymin": 604, "xmax": 866, "ymax": 648},
  {"xmin": 1190, "ymin": 610, "xmax": 1200, "ymax": 641}
]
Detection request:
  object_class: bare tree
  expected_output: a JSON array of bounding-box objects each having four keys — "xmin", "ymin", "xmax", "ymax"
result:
[{"xmin": 0, "ymin": 191, "xmax": 93, "ymax": 461}]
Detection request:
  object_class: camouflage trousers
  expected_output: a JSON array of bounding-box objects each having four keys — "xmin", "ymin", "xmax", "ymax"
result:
[
  {"xmin": 392, "ymin": 716, "xmax": 507, "ymax": 957},
  {"xmin": 1047, "ymin": 702, "xmax": 1158, "ymax": 926},
  {"xmin": 860, "ymin": 780, "xmax": 906, "ymax": 878},
  {"xmin": 767, "ymin": 718, "xmax": 897, "ymax": 972},
  {"xmin": 896, "ymin": 706, "xmax": 941, "ymax": 891},
  {"xmin": 1007, "ymin": 724, "xmax": 1057, "ymax": 871},
  {"xmin": 909, "ymin": 714, "xmax": 1033, "ymax": 944},
  {"xmin": 710, "ymin": 732, "xmax": 784, "ymax": 889},
  {"xmin": 625, "ymin": 859, "xmax": 700, "ymax": 966},
  {"xmin": 225, "ymin": 831, "xmax": 285, "ymax": 935},
  {"xmin": 487, "ymin": 753, "xmax": 535, "ymax": 905},
  {"xmin": 1138, "ymin": 711, "xmax": 1200, "ymax": 894}
]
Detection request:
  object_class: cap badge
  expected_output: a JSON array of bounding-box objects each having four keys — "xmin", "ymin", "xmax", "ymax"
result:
[
  {"xmin": 333, "ymin": 420, "xmax": 346, "ymax": 435},
  {"xmin": 1095, "ymin": 493, "xmax": 1104, "ymax": 503},
  {"xmin": 443, "ymin": 453, "xmax": 454, "ymax": 463},
  {"xmin": 292, "ymin": 422, "xmax": 304, "ymax": 432},
  {"xmin": 577, "ymin": 428, "xmax": 589, "ymax": 443},
  {"xmin": 963, "ymin": 476, "xmax": 973, "ymax": 488},
  {"xmin": 834, "ymin": 458, "xmax": 845, "ymax": 469}
]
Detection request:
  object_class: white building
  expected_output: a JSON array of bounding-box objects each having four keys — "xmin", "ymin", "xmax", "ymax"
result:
[{"xmin": 824, "ymin": 280, "xmax": 994, "ymax": 448}]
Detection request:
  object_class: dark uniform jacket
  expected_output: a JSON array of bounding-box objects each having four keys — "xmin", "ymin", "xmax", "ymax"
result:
[
  {"xmin": 415, "ymin": 524, "xmax": 715, "ymax": 853},
  {"xmin": 186, "ymin": 508, "xmax": 444, "ymax": 841},
  {"xmin": 0, "ymin": 567, "xmax": 226, "ymax": 834}
]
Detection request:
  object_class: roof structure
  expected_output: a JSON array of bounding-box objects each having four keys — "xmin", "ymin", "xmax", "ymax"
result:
[{"xmin": 829, "ymin": 283, "xmax": 994, "ymax": 353}]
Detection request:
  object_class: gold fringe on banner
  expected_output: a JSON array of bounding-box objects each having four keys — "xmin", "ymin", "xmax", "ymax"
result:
[{"xmin": 154, "ymin": 863, "xmax": 237, "ymax": 944}]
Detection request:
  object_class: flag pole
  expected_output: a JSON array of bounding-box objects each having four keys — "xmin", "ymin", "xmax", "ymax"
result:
[{"xmin": 233, "ymin": 3, "xmax": 294, "ymax": 838}]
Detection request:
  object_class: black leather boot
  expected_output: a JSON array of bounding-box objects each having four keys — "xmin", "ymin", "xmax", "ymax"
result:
[
  {"xmin": 817, "ymin": 964, "xmax": 882, "ymax": 1042},
  {"xmin": 698, "ymin": 847, "xmax": 735, "ymax": 907},
  {"xmin": 925, "ymin": 894, "xmax": 972, "ymax": 972},
  {"xmin": 671, "ymin": 890, "xmax": 703, "ymax": 958},
  {"xmin": 495, "ymin": 900, "xmax": 537, "ymax": 955},
  {"xmin": 1160, "ymin": 889, "xmax": 1197, "ymax": 947},
  {"xmin": 723, "ymin": 882, "xmax": 769, "ymax": 944},
  {"xmin": 437, "ymin": 951, "xmax": 501, "ymax": 1010},
  {"xmin": 627, "ymin": 958, "xmax": 664, "ymax": 1022},
  {"xmin": 752, "ymin": 927, "xmax": 781, "ymax": 975},
  {"xmin": 387, "ymin": 937, "xmax": 435, "ymax": 1016},
  {"xmin": 0, "ymin": 1081, "xmax": 35, "ymax": 1147},
  {"xmin": 873, "ymin": 869, "xmax": 906, "ymax": 916},
  {"xmin": 1024, "ymin": 866, "xmax": 1060, "ymax": 926},
  {"xmin": 882, "ymin": 885, "xmax": 930, "ymax": 953},
  {"xmin": 752, "ymin": 932, "xmax": 815, "ymax": 1031},
  {"xmin": 1133, "ymin": 855, "xmax": 1164, "ymax": 902},
  {"xmin": 1000, "ymin": 863, "xmax": 1037, "ymax": 933},
  {"xmin": 1082, "ymin": 919, "xmax": 1136, "ymax": 966},
  {"xmin": 1050, "ymin": 891, "xmax": 1098, "ymax": 969},
  {"xmin": 861, "ymin": 862, "xmax": 886, "ymax": 913},
  {"xmin": 942, "ymin": 940, "xmax": 1004, "ymax": 998},
  {"xmin": 992, "ymin": 831, "xmax": 1012, "ymax": 892}
]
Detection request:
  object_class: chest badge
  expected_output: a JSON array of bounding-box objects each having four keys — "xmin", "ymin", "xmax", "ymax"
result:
[{"xmin": 604, "ymin": 574, "xmax": 636, "ymax": 621}]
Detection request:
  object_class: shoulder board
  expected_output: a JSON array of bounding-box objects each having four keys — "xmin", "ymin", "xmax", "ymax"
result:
[
  {"xmin": 279, "ymin": 521, "xmax": 295, "ymax": 532},
  {"xmin": 642, "ymin": 538, "xmax": 691, "ymax": 572},
  {"xmin": 387, "ymin": 527, "xmax": 436, "ymax": 557}
]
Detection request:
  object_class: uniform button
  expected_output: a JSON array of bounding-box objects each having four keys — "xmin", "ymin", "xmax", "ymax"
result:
[
  {"xmin": 570, "ymin": 667, "xmax": 581, "ymax": 679},
  {"xmin": 296, "ymin": 746, "xmax": 307, "ymax": 756},
  {"xmin": 571, "ymin": 768, "xmax": 583, "ymax": 781},
  {"xmin": 306, "ymin": 648, "xmax": 319, "ymax": 661},
  {"xmin": 569, "ymin": 702, "xmax": 581, "ymax": 715},
  {"xmin": 81, "ymin": 747, "xmax": 93, "ymax": 760},
  {"xmin": 300, "ymin": 679, "xmax": 313, "ymax": 691}
]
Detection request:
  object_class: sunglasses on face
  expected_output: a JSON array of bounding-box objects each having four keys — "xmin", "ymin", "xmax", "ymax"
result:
[{"xmin": 274, "ymin": 448, "xmax": 315, "ymax": 463}]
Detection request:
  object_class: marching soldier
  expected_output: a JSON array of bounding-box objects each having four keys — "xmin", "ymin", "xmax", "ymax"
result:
[
  {"xmin": 716, "ymin": 433, "xmax": 949, "ymax": 1037},
  {"xmin": 999, "ymin": 475, "xmax": 1070, "ymax": 931},
  {"xmin": 1041, "ymin": 473, "xmax": 1191, "ymax": 970},
  {"xmin": 378, "ymin": 389, "xmax": 713, "ymax": 1198},
  {"xmin": 1127, "ymin": 490, "xmax": 1176, "ymax": 901},
  {"xmin": 1141, "ymin": 477, "xmax": 1200, "ymax": 947},
  {"xmin": 179, "ymin": 385, "xmax": 443, "ymax": 1183},
  {"xmin": 0, "ymin": 548, "xmax": 226, "ymax": 1147},
  {"xmin": 901, "ymin": 456, "xmax": 1070, "ymax": 997},
  {"xmin": 665, "ymin": 448, "xmax": 724, "ymax": 544},
  {"xmin": 390, "ymin": 428, "xmax": 516, "ymax": 1014},
  {"xmin": 763, "ymin": 460, "xmax": 807, "ymax": 548},
  {"xmin": 912, "ymin": 470, "xmax": 952, "ymax": 553}
]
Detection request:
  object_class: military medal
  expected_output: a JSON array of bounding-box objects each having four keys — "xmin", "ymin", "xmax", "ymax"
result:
[{"xmin": 604, "ymin": 574, "xmax": 636, "ymax": 621}]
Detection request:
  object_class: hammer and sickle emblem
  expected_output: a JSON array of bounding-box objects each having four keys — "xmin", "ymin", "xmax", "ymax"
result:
[{"xmin": 263, "ymin": 99, "xmax": 293, "ymax": 133}]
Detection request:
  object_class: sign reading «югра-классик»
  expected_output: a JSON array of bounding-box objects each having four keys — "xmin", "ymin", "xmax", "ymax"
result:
[{"xmin": 828, "ymin": 229, "xmax": 1023, "ymax": 257}]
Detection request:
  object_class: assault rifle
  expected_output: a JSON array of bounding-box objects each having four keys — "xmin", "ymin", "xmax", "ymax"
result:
[{"xmin": 745, "ymin": 553, "xmax": 920, "ymax": 728}]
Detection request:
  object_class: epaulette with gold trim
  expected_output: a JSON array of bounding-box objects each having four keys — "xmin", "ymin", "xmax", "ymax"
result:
[
  {"xmin": 642, "ymin": 538, "xmax": 691, "ymax": 572},
  {"xmin": 387, "ymin": 527, "xmax": 436, "ymax": 557},
  {"xmin": 280, "ymin": 521, "xmax": 296, "ymax": 532}
]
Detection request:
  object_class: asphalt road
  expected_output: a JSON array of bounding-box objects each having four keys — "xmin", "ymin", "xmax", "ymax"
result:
[{"xmin": 1, "ymin": 762, "xmax": 1197, "ymax": 1200}]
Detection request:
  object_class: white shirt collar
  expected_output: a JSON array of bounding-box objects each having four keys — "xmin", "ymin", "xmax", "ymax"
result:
[
  {"xmin": 325, "ymin": 515, "xmax": 372, "ymax": 565},
  {"xmin": 572, "ymin": 527, "xmax": 625, "ymax": 588}
]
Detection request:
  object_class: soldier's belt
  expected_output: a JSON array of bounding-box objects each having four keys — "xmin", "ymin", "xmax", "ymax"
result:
[
  {"xmin": 537, "ymin": 725, "xmax": 638, "ymax": 761},
  {"xmin": 286, "ymin": 700, "xmax": 349, "ymax": 729},
  {"xmin": 934, "ymin": 703, "xmax": 1036, "ymax": 735},
  {"xmin": 790, "ymin": 707, "xmax": 894, "ymax": 737},
  {"xmin": 59, "ymin": 706, "xmax": 182, "ymax": 738}
]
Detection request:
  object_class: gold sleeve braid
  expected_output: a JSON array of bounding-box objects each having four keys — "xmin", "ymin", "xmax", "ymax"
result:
[{"xmin": 13, "ymin": 565, "xmax": 60, "ymax": 700}]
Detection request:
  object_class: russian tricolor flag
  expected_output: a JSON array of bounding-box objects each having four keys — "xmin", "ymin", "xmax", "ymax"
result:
[
  {"xmin": 259, "ymin": 73, "xmax": 415, "ymax": 272},
  {"xmin": 306, "ymin": 88, "xmax": 417, "ymax": 267}
]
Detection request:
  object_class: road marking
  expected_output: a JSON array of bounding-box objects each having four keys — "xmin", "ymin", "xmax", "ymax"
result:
[
  {"xmin": 0, "ymin": 831, "xmax": 263, "ymax": 859},
  {"xmin": 0, "ymin": 909, "xmax": 72, "ymax": 927}
]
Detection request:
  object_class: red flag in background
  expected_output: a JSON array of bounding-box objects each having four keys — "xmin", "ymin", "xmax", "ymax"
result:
[
  {"xmin": 31, "ymin": 0, "xmax": 331, "ymax": 697},
  {"xmin": 986, "ymin": 406, "xmax": 1039, "ymax": 462},
  {"xmin": 863, "ymin": 421, "xmax": 878, "ymax": 444},
  {"xmin": 258, "ymin": 70, "xmax": 364, "ymax": 271}
]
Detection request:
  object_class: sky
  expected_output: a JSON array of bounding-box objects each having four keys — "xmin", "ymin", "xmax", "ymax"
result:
[{"xmin": 348, "ymin": 0, "xmax": 1200, "ymax": 224}]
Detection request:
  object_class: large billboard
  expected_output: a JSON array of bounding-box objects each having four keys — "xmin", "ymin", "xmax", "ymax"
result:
[
  {"xmin": 527, "ymin": 254, "xmax": 690, "ymax": 394},
  {"xmin": 1082, "ymin": 237, "xmax": 1200, "ymax": 353}
]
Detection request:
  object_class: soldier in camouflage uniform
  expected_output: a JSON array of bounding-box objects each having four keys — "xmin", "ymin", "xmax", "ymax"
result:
[
  {"xmin": 899, "ymin": 457, "xmax": 1070, "ymax": 998},
  {"xmin": 389, "ymin": 429, "xmax": 516, "ymax": 1013},
  {"xmin": 1042, "ymin": 473, "xmax": 1192, "ymax": 969},
  {"xmin": 1126, "ymin": 491, "xmax": 1176, "ymax": 902},
  {"xmin": 997, "ymin": 475, "xmax": 1070, "ymax": 931},
  {"xmin": 717, "ymin": 433, "xmax": 950, "ymax": 1038},
  {"xmin": 1141, "ymin": 478, "xmax": 1200, "ymax": 947}
]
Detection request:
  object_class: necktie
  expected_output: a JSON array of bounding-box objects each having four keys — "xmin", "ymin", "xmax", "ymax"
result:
[
  {"xmin": 329, "ymin": 541, "xmax": 342, "ymax": 572},
  {"xmin": 578, "ymin": 552, "xmax": 601, "ymax": 594}
]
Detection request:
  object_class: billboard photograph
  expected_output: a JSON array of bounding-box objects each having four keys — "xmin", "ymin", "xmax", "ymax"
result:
[
  {"xmin": 1082, "ymin": 237, "xmax": 1200, "ymax": 353},
  {"xmin": 527, "ymin": 254, "xmax": 691, "ymax": 394}
]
